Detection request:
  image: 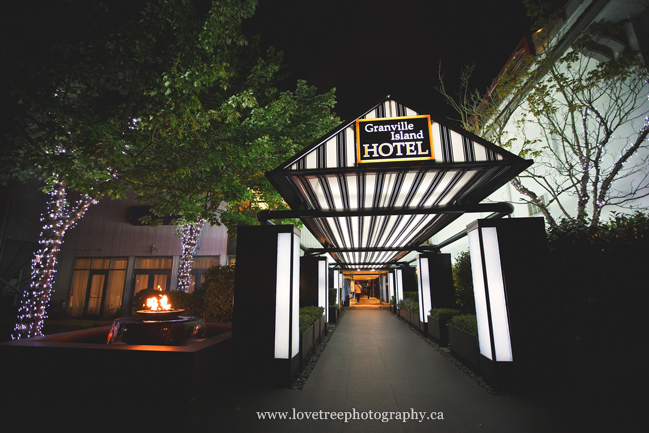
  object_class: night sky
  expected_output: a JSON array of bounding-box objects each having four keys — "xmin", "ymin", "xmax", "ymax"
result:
[{"xmin": 243, "ymin": 0, "xmax": 535, "ymax": 124}]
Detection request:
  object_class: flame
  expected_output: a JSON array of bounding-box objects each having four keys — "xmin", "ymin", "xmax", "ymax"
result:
[{"xmin": 145, "ymin": 294, "xmax": 172, "ymax": 311}]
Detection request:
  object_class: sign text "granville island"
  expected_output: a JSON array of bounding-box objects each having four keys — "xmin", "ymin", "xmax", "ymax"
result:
[{"xmin": 356, "ymin": 115, "xmax": 434, "ymax": 164}]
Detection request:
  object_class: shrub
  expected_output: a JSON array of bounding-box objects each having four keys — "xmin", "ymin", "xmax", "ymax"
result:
[
  {"xmin": 328, "ymin": 288, "xmax": 338, "ymax": 306},
  {"xmin": 403, "ymin": 291, "xmax": 418, "ymax": 302},
  {"xmin": 398, "ymin": 297, "xmax": 417, "ymax": 313},
  {"xmin": 429, "ymin": 308, "xmax": 461, "ymax": 321},
  {"xmin": 299, "ymin": 314, "xmax": 312, "ymax": 333},
  {"xmin": 300, "ymin": 305, "xmax": 324, "ymax": 319},
  {"xmin": 453, "ymin": 251, "xmax": 475, "ymax": 314},
  {"xmin": 449, "ymin": 314, "xmax": 478, "ymax": 336},
  {"xmin": 299, "ymin": 306, "xmax": 324, "ymax": 333},
  {"xmin": 542, "ymin": 213, "xmax": 649, "ymax": 389},
  {"xmin": 196, "ymin": 265, "xmax": 235, "ymax": 322},
  {"xmin": 390, "ymin": 295, "xmax": 396, "ymax": 305}
]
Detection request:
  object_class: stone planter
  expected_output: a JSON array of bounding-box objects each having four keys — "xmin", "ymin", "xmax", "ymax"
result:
[
  {"xmin": 410, "ymin": 311, "xmax": 420, "ymax": 329},
  {"xmin": 448, "ymin": 324, "xmax": 480, "ymax": 373},
  {"xmin": 300, "ymin": 324, "xmax": 314, "ymax": 368},
  {"xmin": 428, "ymin": 316, "xmax": 449, "ymax": 347}
]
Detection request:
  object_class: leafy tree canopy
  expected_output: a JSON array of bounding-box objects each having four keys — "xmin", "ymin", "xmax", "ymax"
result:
[
  {"xmin": 1, "ymin": 0, "xmax": 339, "ymax": 233},
  {"xmin": 1, "ymin": 0, "xmax": 259, "ymax": 195}
]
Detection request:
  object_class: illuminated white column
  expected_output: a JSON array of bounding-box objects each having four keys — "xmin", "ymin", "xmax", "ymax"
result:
[
  {"xmin": 466, "ymin": 217, "xmax": 546, "ymax": 390},
  {"xmin": 395, "ymin": 268, "xmax": 404, "ymax": 302},
  {"xmin": 388, "ymin": 272, "xmax": 395, "ymax": 300},
  {"xmin": 330, "ymin": 269, "xmax": 340, "ymax": 321},
  {"xmin": 233, "ymin": 225, "xmax": 301, "ymax": 387},
  {"xmin": 318, "ymin": 258, "xmax": 327, "ymax": 314},
  {"xmin": 416, "ymin": 256, "xmax": 432, "ymax": 323}
]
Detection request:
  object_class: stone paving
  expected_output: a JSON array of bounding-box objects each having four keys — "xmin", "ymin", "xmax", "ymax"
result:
[{"xmin": 177, "ymin": 309, "xmax": 573, "ymax": 433}]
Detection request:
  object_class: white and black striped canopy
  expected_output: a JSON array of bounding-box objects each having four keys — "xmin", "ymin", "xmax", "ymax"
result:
[{"xmin": 266, "ymin": 99, "xmax": 531, "ymax": 269}]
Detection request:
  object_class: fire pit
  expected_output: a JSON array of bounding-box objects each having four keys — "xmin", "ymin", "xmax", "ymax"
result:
[
  {"xmin": 136, "ymin": 292, "xmax": 185, "ymax": 321},
  {"xmin": 107, "ymin": 292, "xmax": 207, "ymax": 346}
]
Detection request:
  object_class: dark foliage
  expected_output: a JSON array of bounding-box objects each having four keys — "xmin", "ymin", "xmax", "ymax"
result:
[
  {"xmin": 328, "ymin": 288, "xmax": 338, "ymax": 307},
  {"xmin": 403, "ymin": 291, "xmax": 419, "ymax": 301},
  {"xmin": 541, "ymin": 212, "xmax": 648, "ymax": 393},
  {"xmin": 194, "ymin": 265, "xmax": 235, "ymax": 322},
  {"xmin": 429, "ymin": 308, "xmax": 461, "ymax": 322},
  {"xmin": 452, "ymin": 250, "xmax": 475, "ymax": 314},
  {"xmin": 299, "ymin": 306, "xmax": 324, "ymax": 333},
  {"xmin": 449, "ymin": 314, "xmax": 478, "ymax": 336}
]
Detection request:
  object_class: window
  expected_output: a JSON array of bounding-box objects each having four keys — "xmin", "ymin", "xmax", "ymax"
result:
[
  {"xmin": 189, "ymin": 256, "xmax": 220, "ymax": 293},
  {"xmin": 134, "ymin": 257, "xmax": 173, "ymax": 295},
  {"xmin": 68, "ymin": 258, "xmax": 127, "ymax": 318},
  {"xmin": 527, "ymin": 194, "xmax": 547, "ymax": 216}
]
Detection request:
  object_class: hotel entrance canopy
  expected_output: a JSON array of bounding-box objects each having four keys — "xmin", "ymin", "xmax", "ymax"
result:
[{"xmin": 263, "ymin": 99, "xmax": 532, "ymax": 270}]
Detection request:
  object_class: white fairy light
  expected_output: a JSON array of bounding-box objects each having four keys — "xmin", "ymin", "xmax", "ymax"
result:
[
  {"xmin": 12, "ymin": 176, "xmax": 98, "ymax": 340},
  {"xmin": 177, "ymin": 220, "xmax": 205, "ymax": 293}
]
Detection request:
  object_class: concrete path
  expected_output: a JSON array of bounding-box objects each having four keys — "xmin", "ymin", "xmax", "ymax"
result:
[{"xmin": 177, "ymin": 309, "xmax": 572, "ymax": 433}]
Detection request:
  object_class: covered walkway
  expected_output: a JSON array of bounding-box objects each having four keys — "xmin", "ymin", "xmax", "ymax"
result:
[{"xmin": 179, "ymin": 309, "xmax": 572, "ymax": 432}]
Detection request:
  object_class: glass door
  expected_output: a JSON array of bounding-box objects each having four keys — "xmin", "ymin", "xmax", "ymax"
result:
[{"xmin": 84, "ymin": 271, "xmax": 108, "ymax": 316}]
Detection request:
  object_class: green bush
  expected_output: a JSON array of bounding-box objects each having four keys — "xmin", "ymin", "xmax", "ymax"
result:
[
  {"xmin": 398, "ymin": 297, "xmax": 417, "ymax": 313},
  {"xmin": 390, "ymin": 295, "xmax": 396, "ymax": 305},
  {"xmin": 328, "ymin": 288, "xmax": 338, "ymax": 306},
  {"xmin": 542, "ymin": 213, "xmax": 649, "ymax": 389},
  {"xmin": 449, "ymin": 314, "xmax": 478, "ymax": 336},
  {"xmin": 299, "ymin": 306, "xmax": 324, "ymax": 333},
  {"xmin": 453, "ymin": 251, "xmax": 475, "ymax": 314},
  {"xmin": 403, "ymin": 291, "xmax": 418, "ymax": 301},
  {"xmin": 197, "ymin": 265, "xmax": 235, "ymax": 322},
  {"xmin": 429, "ymin": 308, "xmax": 461, "ymax": 321},
  {"xmin": 300, "ymin": 305, "xmax": 324, "ymax": 319}
]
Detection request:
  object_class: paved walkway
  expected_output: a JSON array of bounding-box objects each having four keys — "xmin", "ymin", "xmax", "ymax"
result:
[{"xmin": 177, "ymin": 309, "xmax": 572, "ymax": 433}]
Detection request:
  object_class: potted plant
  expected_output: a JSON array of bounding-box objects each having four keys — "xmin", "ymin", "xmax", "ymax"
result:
[
  {"xmin": 447, "ymin": 314, "xmax": 480, "ymax": 372},
  {"xmin": 428, "ymin": 308, "xmax": 461, "ymax": 347},
  {"xmin": 389, "ymin": 295, "xmax": 396, "ymax": 314}
]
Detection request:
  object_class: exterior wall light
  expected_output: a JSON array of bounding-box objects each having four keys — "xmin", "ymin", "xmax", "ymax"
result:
[
  {"xmin": 233, "ymin": 225, "xmax": 301, "ymax": 387},
  {"xmin": 466, "ymin": 217, "xmax": 547, "ymax": 391}
]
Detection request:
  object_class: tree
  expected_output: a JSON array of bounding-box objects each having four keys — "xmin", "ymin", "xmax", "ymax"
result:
[
  {"xmin": 452, "ymin": 251, "xmax": 475, "ymax": 314},
  {"xmin": 436, "ymin": 2, "xmax": 649, "ymax": 227},
  {"xmin": 2, "ymin": 0, "xmax": 340, "ymax": 333},
  {"xmin": 176, "ymin": 219, "xmax": 205, "ymax": 293},
  {"xmin": 1, "ymin": 0, "xmax": 259, "ymax": 338},
  {"xmin": 124, "ymin": 43, "xmax": 339, "ymax": 292}
]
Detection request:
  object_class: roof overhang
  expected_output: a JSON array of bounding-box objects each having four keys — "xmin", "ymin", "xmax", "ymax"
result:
[{"xmin": 266, "ymin": 99, "xmax": 532, "ymax": 269}]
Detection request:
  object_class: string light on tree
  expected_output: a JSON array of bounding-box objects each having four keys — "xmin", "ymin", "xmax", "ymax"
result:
[
  {"xmin": 177, "ymin": 220, "xmax": 205, "ymax": 293},
  {"xmin": 12, "ymin": 176, "xmax": 97, "ymax": 340}
]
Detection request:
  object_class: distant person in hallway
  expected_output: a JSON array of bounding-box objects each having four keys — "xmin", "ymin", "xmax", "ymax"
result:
[{"xmin": 354, "ymin": 282, "xmax": 361, "ymax": 303}]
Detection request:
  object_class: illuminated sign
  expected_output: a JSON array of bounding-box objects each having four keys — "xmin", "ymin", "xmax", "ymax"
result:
[{"xmin": 356, "ymin": 115, "xmax": 434, "ymax": 163}]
